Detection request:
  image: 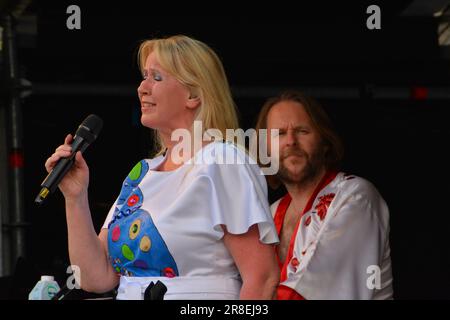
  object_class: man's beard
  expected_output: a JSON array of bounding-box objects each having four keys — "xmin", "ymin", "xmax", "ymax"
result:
[{"xmin": 276, "ymin": 145, "xmax": 325, "ymax": 186}]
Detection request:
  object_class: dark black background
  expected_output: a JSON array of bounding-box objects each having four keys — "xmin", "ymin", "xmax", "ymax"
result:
[{"xmin": 4, "ymin": 0, "xmax": 450, "ymax": 299}]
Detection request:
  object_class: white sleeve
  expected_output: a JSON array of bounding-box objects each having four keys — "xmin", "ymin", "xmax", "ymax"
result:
[
  {"xmin": 201, "ymin": 145, "xmax": 279, "ymax": 245},
  {"xmin": 286, "ymin": 180, "xmax": 391, "ymax": 299}
]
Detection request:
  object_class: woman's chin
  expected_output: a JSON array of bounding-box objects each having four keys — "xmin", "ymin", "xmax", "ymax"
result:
[{"xmin": 140, "ymin": 116, "xmax": 159, "ymax": 129}]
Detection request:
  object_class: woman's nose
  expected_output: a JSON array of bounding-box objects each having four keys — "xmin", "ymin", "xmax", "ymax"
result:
[{"xmin": 138, "ymin": 79, "xmax": 152, "ymax": 96}]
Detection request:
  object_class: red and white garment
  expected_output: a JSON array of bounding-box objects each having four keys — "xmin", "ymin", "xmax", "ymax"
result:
[{"xmin": 272, "ymin": 171, "xmax": 393, "ymax": 300}]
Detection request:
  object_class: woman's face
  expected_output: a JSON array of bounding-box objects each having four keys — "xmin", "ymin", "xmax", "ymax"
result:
[{"xmin": 137, "ymin": 51, "xmax": 193, "ymax": 133}]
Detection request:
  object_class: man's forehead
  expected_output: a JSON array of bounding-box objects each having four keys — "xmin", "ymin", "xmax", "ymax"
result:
[{"xmin": 267, "ymin": 100, "xmax": 311, "ymax": 127}]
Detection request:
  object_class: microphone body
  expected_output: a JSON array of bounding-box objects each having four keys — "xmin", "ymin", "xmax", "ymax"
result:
[{"xmin": 35, "ymin": 114, "xmax": 103, "ymax": 205}]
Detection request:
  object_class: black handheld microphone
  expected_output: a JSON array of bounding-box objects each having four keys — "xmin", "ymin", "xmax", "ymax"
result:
[{"xmin": 35, "ymin": 114, "xmax": 103, "ymax": 205}]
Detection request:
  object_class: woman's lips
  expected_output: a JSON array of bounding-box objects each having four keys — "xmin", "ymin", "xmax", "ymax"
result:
[{"xmin": 141, "ymin": 102, "xmax": 156, "ymax": 111}]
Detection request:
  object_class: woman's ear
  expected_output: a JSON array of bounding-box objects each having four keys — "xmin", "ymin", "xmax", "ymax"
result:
[{"xmin": 186, "ymin": 95, "xmax": 201, "ymax": 110}]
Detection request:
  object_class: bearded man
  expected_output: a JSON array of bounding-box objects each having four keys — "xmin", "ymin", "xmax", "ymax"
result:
[{"xmin": 255, "ymin": 91, "xmax": 393, "ymax": 300}]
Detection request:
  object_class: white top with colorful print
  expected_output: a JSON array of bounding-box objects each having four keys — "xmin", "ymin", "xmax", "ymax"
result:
[{"xmin": 102, "ymin": 141, "xmax": 279, "ymax": 298}]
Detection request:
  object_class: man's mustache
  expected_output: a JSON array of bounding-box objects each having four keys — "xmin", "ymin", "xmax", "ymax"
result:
[{"xmin": 281, "ymin": 147, "xmax": 307, "ymax": 160}]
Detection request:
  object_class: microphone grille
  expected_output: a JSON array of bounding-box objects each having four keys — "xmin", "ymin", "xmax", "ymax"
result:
[{"xmin": 80, "ymin": 114, "xmax": 103, "ymax": 137}]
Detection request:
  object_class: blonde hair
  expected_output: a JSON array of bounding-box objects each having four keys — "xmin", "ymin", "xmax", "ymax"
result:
[{"xmin": 138, "ymin": 35, "xmax": 239, "ymax": 155}]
